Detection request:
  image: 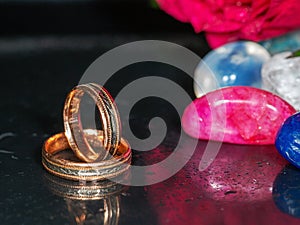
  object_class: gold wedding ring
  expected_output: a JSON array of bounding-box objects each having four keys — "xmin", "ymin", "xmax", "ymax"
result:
[
  {"xmin": 42, "ymin": 129, "xmax": 131, "ymax": 181},
  {"xmin": 64, "ymin": 83, "xmax": 121, "ymax": 162},
  {"xmin": 42, "ymin": 83, "xmax": 130, "ymax": 181}
]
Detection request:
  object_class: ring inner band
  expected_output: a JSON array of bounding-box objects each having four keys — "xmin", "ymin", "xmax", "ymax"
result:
[{"xmin": 63, "ymin": 83, "xmax": 121, "ymax": 162}]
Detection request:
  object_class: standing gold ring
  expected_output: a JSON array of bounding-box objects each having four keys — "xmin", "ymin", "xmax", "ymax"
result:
[
  {"xmin": 42, "ymin": 129, "xmax": 131, "ymax": 181},
  {"xmin": 63, "ymin": 83, "xmax": 121, "ymax": 162}
]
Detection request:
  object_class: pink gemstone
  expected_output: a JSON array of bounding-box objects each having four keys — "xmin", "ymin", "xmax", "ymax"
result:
[{"xmin": 182, "ymin": 86, "xmax": 296, "ymax": 145}]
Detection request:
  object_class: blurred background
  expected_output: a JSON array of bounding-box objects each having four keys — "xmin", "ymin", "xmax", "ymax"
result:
[
  {"xmin": 0, "ymin": 0, "xmax": 211, "ymax": 135},
  {"xmin": 0, "ymin": 0, "xmax": 209, "ymax": 52}
]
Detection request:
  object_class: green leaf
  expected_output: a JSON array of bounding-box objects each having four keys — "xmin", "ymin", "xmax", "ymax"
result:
[
  {"xmin": 149, "ymin": 0, "xmax": 159, "ymax": 9},
  {"xmin": 287, "ymin": 49, "xmax": 300, "ymax": 58}
]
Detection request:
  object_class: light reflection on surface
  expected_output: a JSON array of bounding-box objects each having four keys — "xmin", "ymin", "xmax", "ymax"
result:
[
  {"xmin": 145, "ymin": 140, "xmax": 300, "ymax": 224},
  {"xmin": 273, "ymin": 165, "xmax": 300, "ymax": 218},
  {"xmin": 43, "ymin": 173, "xmax": 127, "ymax": 225}
]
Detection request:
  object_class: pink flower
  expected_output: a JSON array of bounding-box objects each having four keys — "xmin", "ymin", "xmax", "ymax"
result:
[{"xmin": 157, "ymin": 0, "xmax": 300, "ymax": 48}]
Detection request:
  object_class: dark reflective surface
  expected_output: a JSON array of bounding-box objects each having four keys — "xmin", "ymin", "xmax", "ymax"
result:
[
  {"xmin": 2, "ymin": 114, "xmax": 300, "ymax": 224},
  {"xmin": 145, "ymin": 142, "xmax": 300, "ymax": 225}
]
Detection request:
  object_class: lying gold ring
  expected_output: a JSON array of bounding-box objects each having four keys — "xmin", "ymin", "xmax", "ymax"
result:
[
  {"xmin": 63, "ymin": 83, "xmax": 121, "ymax": 162},
  {"xmin": 42, "ymin": 129, "xmax": 131, "ymax": 181}
]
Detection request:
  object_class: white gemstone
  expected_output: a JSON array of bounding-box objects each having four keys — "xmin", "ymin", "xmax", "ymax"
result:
[{"xmin": 262, "ymin": 51, "xmax": 300, "ymax": 110}]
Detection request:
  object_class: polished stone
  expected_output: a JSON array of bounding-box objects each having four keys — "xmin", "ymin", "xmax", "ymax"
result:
[
  {"xmin": 182, "ymin": 86, "xmax": 296, "ymax": 145},
  {"xmin": 262, "ymin": 51, "xmax": 300, "ymax": 110},
  {"xmin": 194, "ymin": 41, "xmax": 270, "ymax": 97},
  {"xmin": 275, "ymin": 112, "xmax": 300, "ymax": 168}
]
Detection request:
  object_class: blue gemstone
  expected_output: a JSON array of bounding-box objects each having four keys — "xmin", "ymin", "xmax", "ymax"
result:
[
  {"xmin": 275, "ymin": 112, "xmax": 300, "ymax": 168},
  {"xmin": 194, "ymin": 41, "xmax": 270, "ymax": 97}
]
